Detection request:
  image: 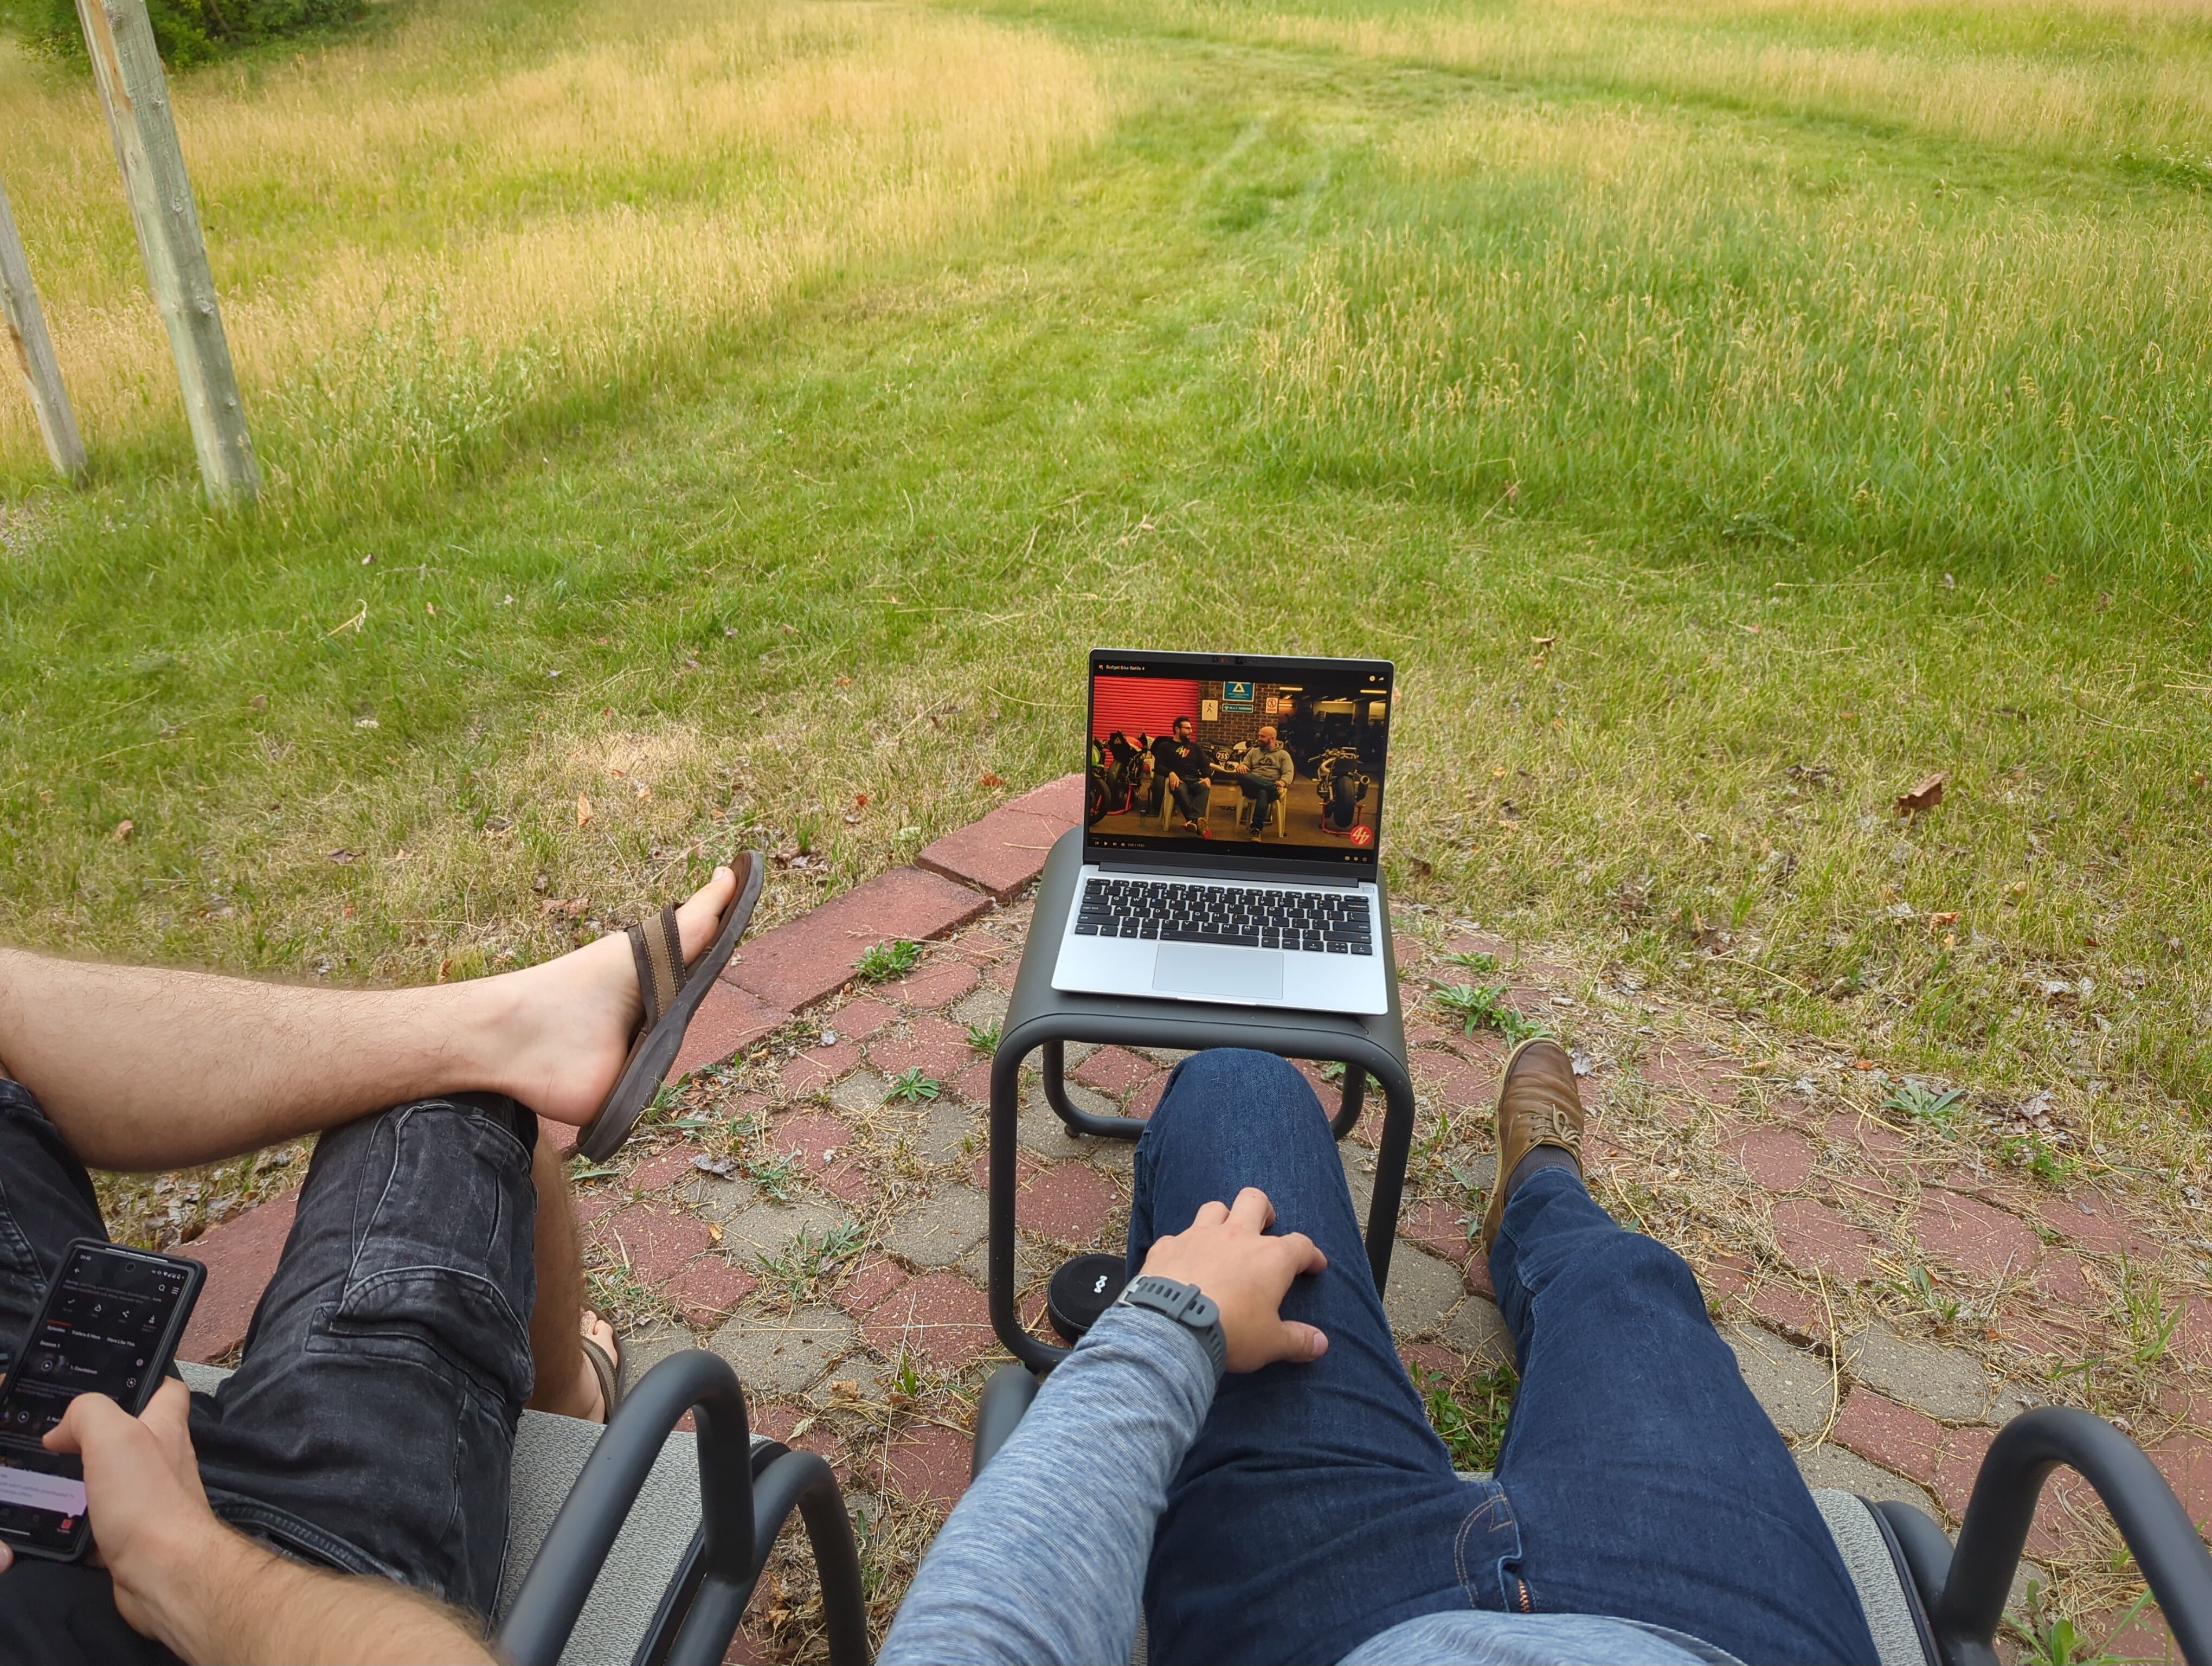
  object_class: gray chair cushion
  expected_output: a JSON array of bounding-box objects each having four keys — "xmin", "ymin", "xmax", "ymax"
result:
[
  {"xmin": 499, "ymin": 1403, "xmax": 707, "ymax": 1664},
  {"xmin": 177, "ymin": 1372, "xmax": 1928, "ymax": 1666},
  {"xmin": 178, "ymin": 1360, "xmax": 723, "ymax": 1666},
  {"xmin": 1811, "ymin": 1487, "xmax": 1932, "ymax": 1666},
  {"xmin": 1426, "ymin": 1475, "xmax": 1930, "ymax": 1666}
]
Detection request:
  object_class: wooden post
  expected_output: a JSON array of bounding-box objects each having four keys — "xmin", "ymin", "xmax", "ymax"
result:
[
  {"xmin": 0, "ymin": 174, "xmax": 88, "ymax": 484},
  {"xmin": 74, "ymin": 0, "xmax": 260, "ymax": 501}
]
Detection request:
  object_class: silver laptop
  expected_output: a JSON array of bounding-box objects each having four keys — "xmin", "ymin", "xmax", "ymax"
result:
[{"xmin": 1051, "ymin": 649, "xmax": 1394, "ymax": 1015}]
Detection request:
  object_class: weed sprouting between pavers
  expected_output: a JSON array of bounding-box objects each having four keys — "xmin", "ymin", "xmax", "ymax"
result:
[
  {"xmin": 747, "ymin": 1152, "xmax": 805, "ymax": 1203},
  {"xmin": 1433, "ymin": 983, "xmax": 1551, "ymax": 1047},
  {"xmin": 1883, "ymin": 1081, "xmax": 1969, "ymax": 1138},
  {"xmin": 1433, "ymin": 983, "xmax": 1508, "ymax": 1035},
  {"xmin": 758, "ymin": 1222, "xmax": 867, "ymax": 1304},
  {"xmin": 885, "ymin": 1068, "xmax": 942, "ymax": 1105},
  {"xmin": 1416, "ymin": 1363, "xmax": 1519, "ymax": 1474}
]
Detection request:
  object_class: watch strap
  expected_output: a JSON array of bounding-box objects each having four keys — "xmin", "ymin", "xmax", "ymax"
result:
[{"xmin": 1114, "ymin": 1274, "xmax": 1227, "ymax": 1379}]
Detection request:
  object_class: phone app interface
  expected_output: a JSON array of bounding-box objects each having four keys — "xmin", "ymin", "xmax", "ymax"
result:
[
  {"xmin": 2, "ymin": 1247, "xmax": 186, "ymax": 1438},
  {"xmin": 0, "ymin": 1247, "xmax": 188, "ymax": 1550}
]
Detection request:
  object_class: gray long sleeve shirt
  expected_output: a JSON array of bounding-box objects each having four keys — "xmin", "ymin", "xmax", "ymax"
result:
[
  {"xmin": 880, "ymin": 1306, "xmax": 1737, "ymax": 1666},
  {"xmin": 1239, "ymin": 745, "xmax": 1295, "ymax": 785}
]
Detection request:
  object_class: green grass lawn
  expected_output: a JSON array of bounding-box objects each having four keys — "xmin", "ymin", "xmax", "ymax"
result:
[{"xmin": 3, "ymin": 0, "xmax": 2210, "ymax": 1207}]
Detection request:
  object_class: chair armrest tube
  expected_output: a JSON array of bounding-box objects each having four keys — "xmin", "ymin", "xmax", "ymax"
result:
[
  {"xmin": 1329, "ymin": 1067, "xmax": 1367, "ymax": 1139},
  {"xmin": 677, "ymin": 1449, "xmax": 869, "ymax": 1666},
  {"xmin": 498, "ymin": 1351, "xmax": 756, "ymax": 1666},
  {"xmin": 1040, "ymin": 1039, "xmax": 1150, "ymax": 1138},
  {"xmin": 973, "ymin": 1363, "xmax": 1041, "ymax": 1478},
  {"xmin": 1933, "ymin": 1406, "xmax": 2212, "ymax": 1666}
]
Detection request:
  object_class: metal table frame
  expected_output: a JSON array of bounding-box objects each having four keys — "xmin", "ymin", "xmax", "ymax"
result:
[{"xmin": 988, "ymin": 830, "xmax": 1417, "ymax": 1372}]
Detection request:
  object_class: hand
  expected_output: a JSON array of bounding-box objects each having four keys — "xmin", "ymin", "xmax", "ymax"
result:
[
  {"xmin": 42, "ymin": 1380, "xmax": 233, "ymax": 1649},
  {"xmin": 34, "ymin": 1382, "xmax": 499, "ymax": 1666},
  {"xmin": 1139, "ymin": 1188, "xmax": 1328, "ymax": 1371}
]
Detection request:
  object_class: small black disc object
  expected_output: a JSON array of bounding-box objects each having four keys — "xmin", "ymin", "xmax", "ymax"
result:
[{"xmin": 1048, "ymin": 1253, "xmax": 1130, "ymax": 1343}]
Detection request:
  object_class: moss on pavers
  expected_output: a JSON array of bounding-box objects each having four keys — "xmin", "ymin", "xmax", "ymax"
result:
[
  {"xmin": 151, "ymin": 824, "xmax": 2212, "ymax": 1651},
  {"xmin": 1844, "ymin": 1325, "xmax": 1994, "ymax": 1424},
  {"xmin": 1443, "ymin": 1297, "xmax": 1514, "ymax": 1369},
  {"xmin": 1727, "ymin": 1324, "xmax": 1835, "ymax": 1442},
  {"xmin": 908, "ymin": 1098, "xmax": 978, "ymax": 1167},
  {"xmin": 1796, "ymin": 1444, "xmax": 1941, "ymax": 1518},
  {"xmin": 1381, "ymin": 1246, "xmax": 1466, "ymax": 1341},
  {"xmin": 881, "ymin": 1186, "xmax": 990, "ymax": 1269},
  {"xmin": 707, "ymin": 1305, "xmax": 857, "ymax": 1397},
  {"xmin": 720, "ymin": 1196, "xmax": 859, "ymax": 1266}
]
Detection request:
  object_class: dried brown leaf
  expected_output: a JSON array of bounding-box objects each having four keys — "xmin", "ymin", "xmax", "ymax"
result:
[{"xmin": 1894, "ymin": 771, "xmax": 1948, "ymax": 816}]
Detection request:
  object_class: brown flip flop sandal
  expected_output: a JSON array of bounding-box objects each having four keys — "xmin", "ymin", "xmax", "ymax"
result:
[
  {"xmin": 575, "ymin": 851, "xmax": 765, "ymax": 1162},
  {"xmin": 579, "ymin": 1329, "xmax": 623, "ymax": 1423}
]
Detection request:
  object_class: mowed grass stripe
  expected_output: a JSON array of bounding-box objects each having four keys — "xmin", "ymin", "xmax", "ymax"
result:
[
  {"xmin": 0, "ymin": 0, "xmax": 2207, "ymax": 1188},
  {"xmin": 0, "ymin": 0, "xmax": 1110, "ymax": 492}
]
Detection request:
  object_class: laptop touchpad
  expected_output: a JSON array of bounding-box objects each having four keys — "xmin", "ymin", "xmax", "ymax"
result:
[{"xmin": 1152, "ymin": 943, "xmax": 1284, "ymax": 1002}]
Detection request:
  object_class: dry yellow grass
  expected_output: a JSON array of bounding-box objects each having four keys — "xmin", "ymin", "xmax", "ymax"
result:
[
  {"xmin": 0, "ymin": 0, "xmax": 1110, "ymax": 485},
  {"xmin": 1257, "ymin": 95, "xmax": 2212, "ymax": 421},
  {"xmin": 1162, "ymin": 0, "xmax": 2212, "ymax": 168}
]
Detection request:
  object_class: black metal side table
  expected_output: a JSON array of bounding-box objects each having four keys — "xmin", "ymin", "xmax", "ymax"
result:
[{"xmin": 988, "ymin": 830, "xmax": 1417, "ymax": 1372}]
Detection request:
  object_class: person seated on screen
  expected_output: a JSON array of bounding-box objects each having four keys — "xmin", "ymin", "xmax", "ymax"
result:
[
  {"xmin": 1226, "ymin": 725, "xmax": 1295, "ymax": 837},
  {"xmin": 0, "ymin": 867, "xmax": 749, "ymax": 1666},
  {"xmin": 880, "ymin": 1039, "xmax": 1881, "ymax": 1666},
  {"xmin": 1149, "ymin": 717, "xmax": 1214, "ymax": 832}
]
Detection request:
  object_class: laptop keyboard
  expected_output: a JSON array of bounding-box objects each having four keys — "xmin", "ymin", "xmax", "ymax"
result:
[{"xmin": 1075, "ymin": 878, "xmax": 1373, "ymax": 954}]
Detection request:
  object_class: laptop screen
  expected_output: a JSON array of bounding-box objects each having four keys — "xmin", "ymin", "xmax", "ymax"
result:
[{"xmin": 1083, "ymin": 651, "xmax": 1393, "ymax": 870}]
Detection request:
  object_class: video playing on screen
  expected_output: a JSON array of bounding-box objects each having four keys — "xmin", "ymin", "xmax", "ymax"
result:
[{"xmin": 1084, "ymin": 658, "xmax": 1391, "ymax": 860}]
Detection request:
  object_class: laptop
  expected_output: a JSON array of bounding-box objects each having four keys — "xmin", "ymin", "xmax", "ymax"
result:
[{"xmin": 1051, "ymin": 649, "xmax": 1394, "ymax": 1015}]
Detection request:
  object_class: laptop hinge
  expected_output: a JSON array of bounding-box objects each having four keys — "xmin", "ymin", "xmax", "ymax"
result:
[{"xmin": 1094, "ymin": 860, "xmax": 1365, "ymax": 887}]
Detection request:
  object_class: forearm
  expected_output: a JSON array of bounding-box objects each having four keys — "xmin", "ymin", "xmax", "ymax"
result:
[
  {"xmin": 137, "ymin": 1521, "xmax": 496, "ymax": 1666},
  {"xmin": 880, "ymin": 1308, "xmax": 1217, "ymax": 1665},
  {"xmin": 0, "ymin": 947, "xmax": 504, "ymax": 1168}
]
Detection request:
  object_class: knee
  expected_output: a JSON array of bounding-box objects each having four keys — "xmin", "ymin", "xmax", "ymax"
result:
[
  {"xmin": 1559, "ymin": 1221, "xmax": 1706, "ymax": 1316},
  {"xmin": 1152, "ymin": 1049, "xmax": 1326, "ymax": 1142}
]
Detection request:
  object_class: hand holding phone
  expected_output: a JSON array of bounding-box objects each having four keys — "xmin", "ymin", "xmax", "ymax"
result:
[{"xmin": 0, "ymin": 1239, "xmax": 204, "ymax": 1561}]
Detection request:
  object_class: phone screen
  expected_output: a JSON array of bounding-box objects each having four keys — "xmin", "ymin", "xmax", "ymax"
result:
[{"xmin": 0, "ymin": 1241, "xmax": 201, "ymax": 1558}]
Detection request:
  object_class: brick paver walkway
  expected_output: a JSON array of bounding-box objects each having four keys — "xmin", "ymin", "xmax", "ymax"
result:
[{"xmin": 173, "ymin": 774, "xmax": 2209, "ymax": 1660}]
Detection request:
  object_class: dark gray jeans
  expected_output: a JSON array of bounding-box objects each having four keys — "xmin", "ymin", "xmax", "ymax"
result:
[{"xmin": 0, "ymin": 1078, "xmax": 539, "ymax": 1665}]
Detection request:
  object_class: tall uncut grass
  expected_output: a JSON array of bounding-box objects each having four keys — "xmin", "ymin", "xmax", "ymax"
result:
[
  {"xmin": 1135, "ymin": 0, "xmax": 2212, "ymax": 177},
  {"xmin": 1252, "ymin": 100, "xmax": 2212, "ymax": 585},
  {"xmin": 0, "ymin": 0, "xmax": 1109, "ymax": 497}
]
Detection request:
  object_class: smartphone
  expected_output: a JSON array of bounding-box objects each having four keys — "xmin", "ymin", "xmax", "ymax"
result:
[{"xmin": 0, "ymin": 1239, "xmax": 203, "ymax": 1562}]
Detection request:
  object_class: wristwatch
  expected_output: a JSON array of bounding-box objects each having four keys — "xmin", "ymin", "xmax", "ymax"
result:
[{"xmin": 1113, "ymin": 1274, "xmax": 1227, "ymax": 1380}]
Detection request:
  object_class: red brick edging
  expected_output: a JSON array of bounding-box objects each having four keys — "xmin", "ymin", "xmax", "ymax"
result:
[{"xmin": 176, "ymin": 774, "xmax": 1084, "ymax": 1363}]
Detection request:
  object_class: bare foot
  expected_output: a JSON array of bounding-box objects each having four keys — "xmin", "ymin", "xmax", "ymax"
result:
[
  {"xmin": 576, "ymin": 1309, "xmax": 619, "ymax": 1422},
  {"xmin": 533, "ymin": 1307, "xmax": 620, "ymax": 1422},
  {"xmin": 483, "ymin": 865, "xmax": 738, "ymax": 1125}
]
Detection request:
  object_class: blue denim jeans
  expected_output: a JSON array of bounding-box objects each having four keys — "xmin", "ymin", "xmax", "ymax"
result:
[
  {"xmin": 1125, "ymin": 1049, "xmax": 1879, "ymax": 1666},
  {"xmin": 0, "ymin": 1079, "xmax": 539, "ymax": 1666}
]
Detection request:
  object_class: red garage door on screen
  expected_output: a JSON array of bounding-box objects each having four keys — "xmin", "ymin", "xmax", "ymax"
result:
[{"xmin": 1092, "ymin": 676, "xmax": 1203, "ymax": 741}]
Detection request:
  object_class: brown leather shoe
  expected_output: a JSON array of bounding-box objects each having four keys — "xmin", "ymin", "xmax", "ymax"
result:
[{"xmin": 1478, "ymin": 1036, "xmax": 1585, "ymax": 1253}]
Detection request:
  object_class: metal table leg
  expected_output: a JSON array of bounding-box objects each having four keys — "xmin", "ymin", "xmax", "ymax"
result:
[
  {"xmin": 1361, "ymin": 1068, "xmax": 1415, "ymax": 1294},
  {"xmin": 1037, "ymin": 1039, "xmax": 1147, "ymax": 1139},
  {"xmin": 995, "ymin": 1043, "xmax": 1411, "ymax": 1371},
  {"xmin": 1037, "ymin": 1044, "xmax": 1368, "ymax": 1142},
  {"xmin": 989, "ymin": 1042, "xmax": 1066, "ymax": 1373}
]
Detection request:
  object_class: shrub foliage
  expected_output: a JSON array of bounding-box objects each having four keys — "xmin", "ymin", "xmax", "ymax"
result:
[{"xmin": 2, "ymin": 0, "xmax": 365, "ymax": 66}]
